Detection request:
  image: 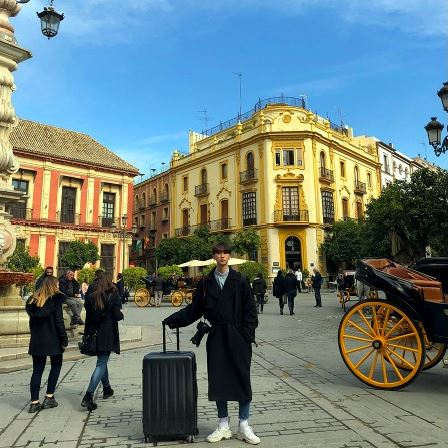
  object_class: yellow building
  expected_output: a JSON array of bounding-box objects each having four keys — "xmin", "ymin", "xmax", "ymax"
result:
[{"xmin": 170, "ymin": 97, "xmax": 381, "ymax": 280}]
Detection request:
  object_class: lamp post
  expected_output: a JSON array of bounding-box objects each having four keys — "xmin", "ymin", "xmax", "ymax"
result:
[
  {"xmin": 112, "ymin": 215, "xmax": 137, "ymax": 273},
  {"xmin": 424, "ymin": 81, "xmax": 448, "ymax": 157}
]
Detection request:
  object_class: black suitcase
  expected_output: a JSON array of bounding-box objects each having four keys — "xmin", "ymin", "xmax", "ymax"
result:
[{"xmin": 142, "ymin": 323, "xmax": 198, "ymax": 445}]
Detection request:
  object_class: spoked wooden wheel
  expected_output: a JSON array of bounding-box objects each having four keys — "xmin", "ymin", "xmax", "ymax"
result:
[
  {"xmin": 134, "ymin": 287, "xmax": 150, "ymax": 307},
  {"xmin": 171, "ymin": 291, "xmax": 184, "ymax": 307},
  {"xmin": 184, "ymin": 291, "xmax": 193, "ymax": 305},
  {"xmin": 338, "ymin": 299, "xmax": 425, "ymax": 390}
]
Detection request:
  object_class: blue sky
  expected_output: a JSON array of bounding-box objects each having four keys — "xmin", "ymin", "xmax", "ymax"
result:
[{"xmin": 12, "ymin": 0, "xmax": 448, "ymax": 175}]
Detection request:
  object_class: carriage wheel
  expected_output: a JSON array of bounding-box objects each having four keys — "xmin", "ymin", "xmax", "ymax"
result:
[
  {"xmin": 184, "ymin": 291, "xmax": 193, "ymax": 305},
  {"xmin": 134, "ymin": 287, "xmax": 150, "ymax": 307},
  {"xmin": 338, "ymin": 299, "xmax": 425, "ymax": 390},
  {"xmin": 171, "ymin": 291, "xmax": 184, "ymax": 307}
]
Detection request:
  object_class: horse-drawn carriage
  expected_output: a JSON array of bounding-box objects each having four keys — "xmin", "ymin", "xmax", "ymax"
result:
[
  {"xmin": 134, "ymin": 277, "xmax": 196, "ymax": 308},
  {"xmin": 338, "ymin": 257, "xmax": 448, "ymax": 390},
  {"xmin": 337, "ymin": 270, "xmax": 377, "ymax": 311}
]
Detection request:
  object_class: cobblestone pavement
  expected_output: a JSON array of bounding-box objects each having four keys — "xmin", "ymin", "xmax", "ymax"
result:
[{"xmin": 1, "ymin": 292, "xmax": 447, "ymax": 447}]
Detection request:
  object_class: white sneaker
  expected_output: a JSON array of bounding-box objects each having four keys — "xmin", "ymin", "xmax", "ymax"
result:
[
  {"xmin": 206, "ymin": 425, "xmax": 232, "ymax": 443},
  {"xmin": 236, "ymin": 425, "xmax": 260, "ymax": 445}
]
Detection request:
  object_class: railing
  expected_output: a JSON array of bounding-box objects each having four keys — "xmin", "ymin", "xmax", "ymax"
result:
[
  {"xmin": 194, "ymin": 183, "xmax": 209, "ymax": 196},
  {"xmin": 9, "ymin": 206, "xmax": 32, "ymax": 220},
  {"xmin": 274, "ymin": 209, "xmax": 309, "ymax": 223},
  {"xmin": 149, "ymin": 194, "xmax": 157, "ymax": 206},
  {"xmin": 98, "ymin": 216, "xmax": 117, "ymax": 228},
  {"xmin": 323, "ymin": 216, "xmax": 335, "ymax": 225},
  {"xmin": 240, "ymin": 169, "xmax": 258, "ymax": 183},
  {"xmin": 160, "ymin": 191, "xmax": 169, "ymax": 202},
  {"xmin": 57, "ymin": 211, "xmax": 80, "ymax": 225},
  {"xmin": 354, "ymin": 181, "xmax": 367, "ymax": 194},
  {"xmin": 242, "ymin": 217, "xmax": 257, "ymax": 227},
  {"xmin": 319, "ymin": 167, "xmax": 334, "ymax": 182},
  {"xmin": 209, "ymin": 218, "xmax": 232, "ymax": 231},
  {"xmin": 175, "ymin": 226, "xmax": 191, "ymax": 237}
]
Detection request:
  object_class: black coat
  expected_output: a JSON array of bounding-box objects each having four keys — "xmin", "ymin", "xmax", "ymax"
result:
[
  {"xmin": 252, "ymin": 277, "xmax": 267, "ymax": 295},
  {"xmin": 26, "ymin": 293, "xmax": 68, "ymax": 356},
  {"xmin": 58, "ymin": 276, "xmax": 80, "ymax": 297},
  {"xmin": 272, "ymin": 275, "xmax": 286, "ymax": 299},
  {"xmin": 285, "ymin": 273, "xmax": 298, "ymax": 294},
  {"xmin": 164, "ymin": 268, "xmax": 258, "ymax": 402},
  {"xmin": 84, "ymin": 291, "xmax": 124, "ymax": 354},
  {"xmin": 312, "ymin": 272, "xmax": 323, "ymax": 289}
]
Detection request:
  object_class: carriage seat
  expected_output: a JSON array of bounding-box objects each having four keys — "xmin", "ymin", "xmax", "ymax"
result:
[{"xmin": 384, "ymin": 266, "xmax": 445, "ymax": 303}]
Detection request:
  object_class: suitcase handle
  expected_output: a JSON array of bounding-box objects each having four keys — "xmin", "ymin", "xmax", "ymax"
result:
[{"xmin": 162, "ymin": 322, "xmax": 180, "ymax": 352}]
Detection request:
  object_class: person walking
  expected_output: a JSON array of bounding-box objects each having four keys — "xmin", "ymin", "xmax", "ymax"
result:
[
  {"xmin": 252, "ymin": 272, "xmax": 267, "ymax": 314},
  {"xmin": 284, "ymin": 269, "xmax": 298, "ymax": 315},
  {"xmin": 163, "ymin": 242, "xmax": 260, "ymax": 445},
  {"xmin": 58, "ymin": 270, "xmax": 84, "ymax": 325},
  {"xmin": 81, "ymin": 274, "xmax": 124, "ymax": 411},
  {"xmin": 26, "ymin": 277, "xmax": 68, "ymax": 413},
  {"xmin": 273, "ymin": 270, "xmax": 287, "ymax": 315},
  {"xmin": 294, "ymin": 268, "xmax": 302, "ymax": 293},
  {"xmin": 152, "ymin": 273, "xmax": 164, "ymax": 307},
  {"xmin": 115, "ymin": 272, "xmax": 126, "ymax": 304},
  {"xmin": 312, "ymin": 268, "xmax": 323, "ymax": 307}
]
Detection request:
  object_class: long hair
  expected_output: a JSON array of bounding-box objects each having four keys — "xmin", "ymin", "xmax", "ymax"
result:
[
  {"xmin": 91, "ymin": 273, "xmax": 117, "ymax": 310},
  {"xmin": 32, "ymin": 276, "xmax": 60, "ymax": 308}
]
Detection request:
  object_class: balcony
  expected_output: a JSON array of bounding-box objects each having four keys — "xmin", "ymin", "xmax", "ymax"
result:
[
  {"xmin": 98, "ymin": 216, "xmax": 117, "ymax": 228},
  {"xmin": 319, "ymin": 167, "xmax": 334, "ymax": 183},
  {"xmin": 274, "ymin": 209, "xmax": 309, "ymax": 223},
  {"xmin": 149, "ymin": 194, "xmax": 157, "ymax": 206},
  {"xmin": 354, "ymin": 181, "xmax": 367, "ymax": 194},
  {"xmin": 160, "ymin": 191, "xmax": 169, "ymax": 202},
  {"xmin": 57, "ymin": 211, "xmax": 80, "ymax": 225},
  {"xmin": 175, "ymin": 226, "xmax": 191, "ymax": 237},
  {"xmin": 240, "ymin": 169, "xmax": 258, "ymax": 184},
  {"xmin": 9, "ymin": 205, "xmax": 32, "ymax": 220},
  {"xmin": 194, "ymin": 183, "xmax": 209, "ymax": 196},
  {"xmin": 209, "ymin": 218, "xmax": 232, "ymax": 232}
]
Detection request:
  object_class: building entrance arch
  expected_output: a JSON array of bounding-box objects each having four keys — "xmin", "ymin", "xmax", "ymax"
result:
[{"xmin": 285, "ymin": 236, "xmax": 302, "ymax": 270}]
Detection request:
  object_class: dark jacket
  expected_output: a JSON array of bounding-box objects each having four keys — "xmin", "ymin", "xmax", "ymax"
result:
[
  {"xmin": 252, "ymin": 277, "xmax": 267, "ymax": 295},
  {"xmin": 285, "ymin": 272, "xmax": 298, "ymax": 294},
  {"xmin": 58, "ymin": 275, "xmax": 80, "ymax": 297},
  {"xmin": 312, "ymin": 272, "xmax": 323, "ymax": 289},
  {"xmin": 26, "ymin": 293, "xmax": 68, "ymax": 356},
  {"xmin": 153, "ymin": 275, "xmax": 164, "ymax": 292},
  {"xmin": 272, "ymin": 274, "xmax": 286, "ymax": 299},
  {"xmin": 115, "ymin": 278, "xmax": 125, "ymax": 299},
  {"xmin": 35, "ymin": 273, "xmax": 53, "ymax": 291},
  {"xmin": 164, "ymin": 268, "xmax": 258, "ymax": 402},
  {"xmin": 84, "ymin": 291, "xmax": 124, "ymax": 354}
]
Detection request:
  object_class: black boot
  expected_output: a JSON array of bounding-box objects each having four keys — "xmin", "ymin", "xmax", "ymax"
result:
[
  {"xmin": 81, "ymin": 392, "xmax": 97, "ymax": 411},
  {"xmin": 103, "ymin": 386, "xmax": 114, "ymax": 399},
  {"xmin": 280, "ymin": 308, "xmax": 283, "ymax": 315}
]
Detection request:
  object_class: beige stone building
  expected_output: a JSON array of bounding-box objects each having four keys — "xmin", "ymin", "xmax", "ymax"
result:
[{"xmin": 170, "ymin": 98, "xmax": 381, "ymax": 281}]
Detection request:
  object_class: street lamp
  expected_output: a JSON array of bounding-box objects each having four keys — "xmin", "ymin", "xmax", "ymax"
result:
[
  {"xmin": 112, "ymin": 215, "xmax": 138, "ymax": 272},
  {"xmin": 425, "ymin": 81, "xmax": 448, "ymax": 157}
]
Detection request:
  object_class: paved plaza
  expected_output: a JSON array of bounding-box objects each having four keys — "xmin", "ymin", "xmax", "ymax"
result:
[{"xmin": 1, "ymin": 291, "xmax": 447, "ymax": 447}]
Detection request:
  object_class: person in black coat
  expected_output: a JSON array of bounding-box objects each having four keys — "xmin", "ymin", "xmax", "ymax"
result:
[
  {"xmin": 252, "ymin": 272, "xmax": 267, "ymax": 314},
  {"xmin": 284, "ymin": 269, "xmax": 298, "ymax": 315},
  {"xmin": 115, "ymin": 272, "xmax": 126, "ymax": 304},
  {"xmin": 164, "ymin": 242, "xmax": 260, "ymax": 445},
  {"xmin": 35, "ymin": 266, "xmax": 55, "ymax": 290},
  {"xmin": 272, "ymin": 270, "xmax": 287, "ymax": 315},
  {"xmin": 58, "ymin": 270, "xmax": 84, "ymax": 325},
  {"xmin": 311, "ymin": 267, "xmax": 323, "ymax": 307},
  {"xmin": 81, "ymin": 274, "xmax": 124, "ymax": 411},
  {"xmin": 26, "ymin": 277, "xmax": 68, "ymax": 413}
]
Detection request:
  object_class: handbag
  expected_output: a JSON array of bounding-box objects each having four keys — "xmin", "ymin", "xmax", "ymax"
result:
[{"xmin": 78, "ymin": 331, "xmax": 97, "ymax": 356}]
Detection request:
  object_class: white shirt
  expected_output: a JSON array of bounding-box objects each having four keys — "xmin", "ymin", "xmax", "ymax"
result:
[{"xmin": 295, "ymin": 270, "xmax": 303, "ymax": 281}]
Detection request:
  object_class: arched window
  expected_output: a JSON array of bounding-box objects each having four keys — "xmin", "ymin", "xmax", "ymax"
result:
[
  {"xmin": 367, "ymin": 173, "xmax": 372, "ymax": 189},
  {"xmin": 201, "ymin": 168, "xmax": 207, "ymax": 185},
  {"xmin": 151, "ymin": 188, "xmax": 157, "ymax": 205},
  {"xmin": 354, "ymin": 166, "xmax": 359, "ymax": 185},
  {"xmin": 319, "ymin": 151, "xmax": 326, "ymax": 169},
  {"xmin": 135, "ymin": 195, "xmax": 139, "ymax": 211},
  {"xmin": 141, "ymin": 192, "xmax": 146, "ymax": 208},
  {"xmin": 342, "ymin": 198, "xmax": 349, "ymax": 219},
  {"xmin": 162, "ymin": 183, "xmax": 169, "ymax": 201},
  {"xmin": 246, "ymin": 152, "xmax": 254, "ymax": 171}
]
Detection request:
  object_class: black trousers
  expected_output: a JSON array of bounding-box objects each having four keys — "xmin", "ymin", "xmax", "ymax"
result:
[
  {"xmin": 30, "ymin": 354, "xmax": 63, "ymax": 401},
  {"xmin": 314, "ymin": 287, "xmax": 322, "ymax": 306},
  {"xmin": 255, "ymin": 293, "xmax": 264, "ymax": 312}
]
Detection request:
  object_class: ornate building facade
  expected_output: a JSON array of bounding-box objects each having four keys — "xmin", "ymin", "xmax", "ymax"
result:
[
  {"xmin": 170, "ymin": 98, "xmax": 382, "ymax": 281},
  {"xmin": 10, "ymin": 119, "xmax": 139, "ymax": 277}
]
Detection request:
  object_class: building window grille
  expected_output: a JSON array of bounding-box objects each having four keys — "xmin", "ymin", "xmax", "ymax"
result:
[
  {"xmin": 102, "ymin": 192, "xmax": 115, "ymax": 227},
  {"xmin": 61, "ymin": 186, "xmax": 76, "ymax": 223},
  {"xmin": 11, "ymin": 179, "xmax": 29, "ymax": 219},
  {"xmin": 321, "ymin": 191, "xmax": 335, "ymax": 224},
  {"xmin": 282, "ymin": 187, "xmax": 299, "ymax": 220},
  {"xmin": 242, "ymin": 192, "xmax": 257, "ymax": 226}
]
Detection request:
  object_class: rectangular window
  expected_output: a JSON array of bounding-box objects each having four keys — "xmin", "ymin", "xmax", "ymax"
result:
[
  {"xmin": 367, "ymin": 173, "xmax": 372, "ymax": 189},
  {"xmin": 102, "ymin": 192, "xmax": 115, "ymax": 227},
  {"xmin": 16, "ymin": 238, "xmax": 26, "ymax": 249},
  {"xmin": 162, "ymin": 207, "xmax": 169, "ymax": 219},
  {"xmin": 11, "ymin": 179, "xmax": 29, "ymax": 219},
  {"xmin": 275, "ymin": 148, "xmax": 303, "ymax": 166},
  {"xmin": 283, "ymin": 149, "xmax": 295, "ymax": 165},
  {"xmin": 242, "ymin": 192, "xmax": 257, "ymax": 226},
  {"xmin": 221, "ymin": 163, "xmax": 228, "ymax": 180},
  {"xmin": 321, "ymin": 191, "xmax": 334, "ymax": 224},
  {"xmin": 275, "ymin": 151, "xmax": 281, "ymax": 166},
  {"xmin": 60, "ymin": 186, "xmax": 76, "ymax": 223},
  {"xmin": 200, "ymin": 204, "xmax": 208, "ymax": 225},
  {"xmin": 183, "ymin": 176, "xmax": 188, "ymax": 192},
  {"xmin": 340, "ymin": 161, "xmax": 345, "ymax": 178},
  {"xmin": 57, "ymin": 241, "xmax": 71, "ymax": 278},
  {"xmin": 100, "ymin": 243, "xmax": 115, "ymax": 276},
  {"xmin": 141, "ymin": 214, "xmax": 145, "ymax": 227},
  {"xmin": 282, "ymin": 187, "xmax": 299, "ymax": 221}
]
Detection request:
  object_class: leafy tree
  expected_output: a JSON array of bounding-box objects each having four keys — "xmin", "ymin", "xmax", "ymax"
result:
[
  {"xmin": 6, "ymin": 245, "xmax": 40, "ymax": 272},
  {"xmin": 59, "ymin": 240, "xmax": 99, "ymax": 270},
  {"xmin": 77, "ymin": 267, "xmax": 96, "ymax": 284},
  {"xmin": 123, "ymin": 266, "xmax": 147, "ymax": 292},
  {"xmin": 237, "ymin": 261, "xmax": 267, "ymax": 283},
  {"xmin": 158, "ymin": 264, "xmax": 183, "ymax": 280},
  {"xmin": 232, "ymin": 228, "xmax": 260, "ymax": 256},
  {"xmin": 154, "ymin": 238, "xmax": 184, "ymax": 266}
]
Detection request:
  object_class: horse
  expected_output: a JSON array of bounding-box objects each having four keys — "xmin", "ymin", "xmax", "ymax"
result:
[{"xmin": 355, "ymin": 278, "xmax": 371, "ymax": 301}]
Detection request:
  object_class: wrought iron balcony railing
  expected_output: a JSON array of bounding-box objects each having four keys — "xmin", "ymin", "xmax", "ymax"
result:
[
  {"xmin": 149, "ymin": 194, "xmax": 157, "ymax": 206},
  {"xmin": 319, "ymin": 167, "xmax": 334, "ymax": 182},
  {"xmin": 160, "ymin": 191, "xmax": 169, "ymax": 202},
  {"xmin": 194, "ymin": 183, "xmax": 209, "ymax": 196},
  {"xmin": 57, "ymin": 211, "xmax": 80, "ymax": 225},
  {"xmin": 274, "ymin": 209, "xmax": 309, "ymax": 223},
  {"xmin": 354, "ymin": 181, "xmax": 367, "ymax": 194},
  {"xmin": 209, "ymin": 218, "xmax": 232, "ymax": 231},
  {"xmin": 242, "ymin": 217, "xmax": 257, "ymax": 227},
  {"xmin": 98, "ymin": 216, "xmax": 117, "ymax": 228},
  {"xmin": 9, "ymin": 205, "xmax": 32, "ymax": 220},
  {"xmin": 175, "ymin": 226, "xmax": 191, "ymax": 237},
  {"xmin": 240, "ymin": 169, "xmax": 258, "ymax": 183}
]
